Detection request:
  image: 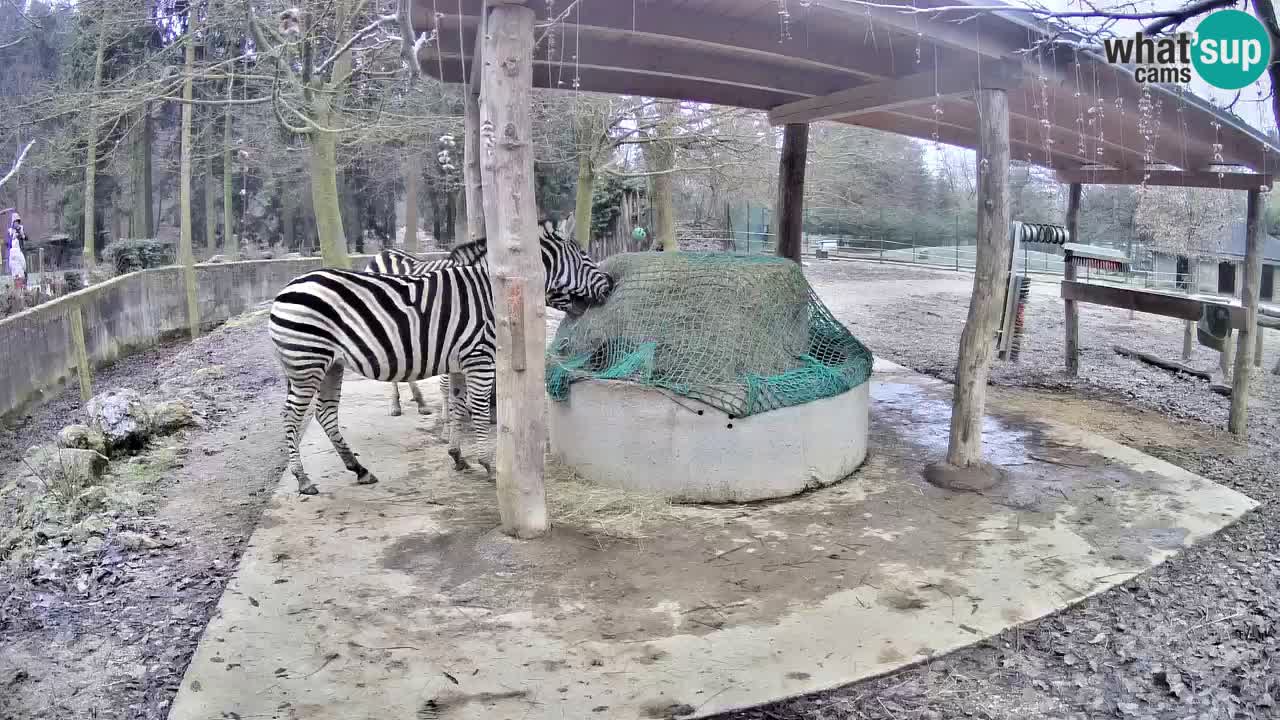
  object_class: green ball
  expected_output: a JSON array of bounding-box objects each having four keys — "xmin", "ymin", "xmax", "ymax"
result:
[{"xmin": 631, "ymin": 227, "xmax": 648, "ymax": 241}]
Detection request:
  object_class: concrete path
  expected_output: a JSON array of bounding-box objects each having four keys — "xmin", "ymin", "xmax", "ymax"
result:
[{"xmin": 167, "ymin": 360, "xmax": 1255, "ymax": 720}]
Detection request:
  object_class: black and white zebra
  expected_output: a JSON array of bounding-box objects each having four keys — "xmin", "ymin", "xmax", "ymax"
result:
[
  {"xmin": 362, "ymin": 247, "xmax": 490, "ymax": 421},
  {"xmin": 268, "ymin": 221, "xmax": 613, "ymax": 495}
]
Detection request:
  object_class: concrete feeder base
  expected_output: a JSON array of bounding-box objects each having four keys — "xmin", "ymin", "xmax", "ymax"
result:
[{"xmin": 548, "ymin": 379, "xmax": 870, "ymax": 503}]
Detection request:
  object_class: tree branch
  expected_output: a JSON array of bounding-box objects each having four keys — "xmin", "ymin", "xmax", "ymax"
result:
[
  {"xmin": 315, "ymin": 13, "xmax": 399, "ymax": 75},
  {"xmin": 0, "ymin": 140, "xmax": 35, "ymax": 190}
]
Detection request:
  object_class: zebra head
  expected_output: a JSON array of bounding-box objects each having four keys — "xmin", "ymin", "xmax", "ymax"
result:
[
  {"xmin": 538, "ymin": 219, "xmax": 613, "ymax": 316},
  {"xmin": 448, "ymin": 220, "xmax": 614, "ymax": 316}
]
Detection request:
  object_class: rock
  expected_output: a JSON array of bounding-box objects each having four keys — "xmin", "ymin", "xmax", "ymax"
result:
[
  {"xmin": 58, "ymin": 424, "xmax": 107, "ymax": 454},
  {"xmin": 191, "ymin": 366, "xmax": 226, "ymax": 383},
  {"xmin": 87, "ymin": 389, "xmax": 152, "ymax": 453},
  {"xmin": 24, "ymin": 446, "xmax": 109, "ymax": 489},
  {"xmin": 116, "ymin": 531, "xmax": 174, "ymax": 551},
  {"xmin": 259, "ymin": 250, "xmax": 275, "ymax": 260},
  {"xmin": 206, "ymin": 254, "xmax": 227, "ymax": 264},
  {"xmin": 151, "ymin": 400, "xmax": 194, "ymax": 433},
  {"xmin": 75, "ymin": 485, "xmax": 110, "ymax": 513}
]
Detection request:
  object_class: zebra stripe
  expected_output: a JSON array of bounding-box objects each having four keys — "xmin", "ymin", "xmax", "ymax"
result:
[{"xmin": 269, "ymin": 222, "xmax": 612, "ymax": 495}]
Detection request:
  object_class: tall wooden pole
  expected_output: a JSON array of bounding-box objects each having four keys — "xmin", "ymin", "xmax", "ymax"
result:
[
  {"xmin": 1229, "ymin": 188, "xmax": 1265, "ymax": 436},
  {"xmin": 1063, "ymin": 183, "xmax": 1082, "ymax": 375},
  {"xmin": 775, "ymin": 123, "xmax": 809, "ymax": 263},
  {"xmin": 464, "ymin": 19, "xmax": 486, "ymax": 243},
  {"xmin": 479, "ymin": 2, "xmax": 548, "ymax": 538},
  {"xmin": 934, "ymin": 87, "xmax": 1011, "ymax": 486}
]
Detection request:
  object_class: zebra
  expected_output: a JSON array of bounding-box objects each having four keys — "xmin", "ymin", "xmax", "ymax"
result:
[
  {"xmin": 268, "ymin": 220, "xmax": 613, "ymax": 495},
  {"xmin": 362, "ymin": 246, "xmax": 493, "ymax": 423}
]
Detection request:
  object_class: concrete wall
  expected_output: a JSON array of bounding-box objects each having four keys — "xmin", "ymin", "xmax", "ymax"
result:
[{"xmin": 0, "ymin": 254, "xmax": 440, "ymax": 421}]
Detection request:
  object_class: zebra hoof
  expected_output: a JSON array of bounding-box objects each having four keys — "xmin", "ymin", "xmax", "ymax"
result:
[
  {"xmin": 356, "ymin": 470, "xmax": 379, "ymax": 485},
  {"xmin": 299, "ymin": 484, "xmax": 319, "ymax": 496},
  {"xmin": 448, "ymin": 448, "xmax": 471, "ymax": 471},
  {"xmin": 416, "ymin": 406, "xmax": 432, "ymax": 416},
  {"xmin": 389, "ymin": 406, "xmax": 403, "ymax": 417},
  {"xmin": 479, "ymin": 459, "xmax": 493, "ymax": 478}
]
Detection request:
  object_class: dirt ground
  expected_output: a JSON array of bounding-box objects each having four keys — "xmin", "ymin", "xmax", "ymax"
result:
[
  {"xmin": 0, "ymin": 308, "xmax": 288, "ymax": 720},
  {"xmin": 0, "ymin": 259, "xmax": 1277, "ymax": 720},
  {"xmin": 714, "ymin": 260, "xmax": 1280, "ymax": 720}
]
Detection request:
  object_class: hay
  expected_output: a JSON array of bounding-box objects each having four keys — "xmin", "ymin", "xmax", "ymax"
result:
[{"xmin": 544, "ymin": 457, "xmax": 681, "ymax": 540}]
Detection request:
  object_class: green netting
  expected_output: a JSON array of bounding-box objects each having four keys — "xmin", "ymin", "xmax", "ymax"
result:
[{"xmin": 546, "ymin": 252, "xmax": 874, "ymax": 418}]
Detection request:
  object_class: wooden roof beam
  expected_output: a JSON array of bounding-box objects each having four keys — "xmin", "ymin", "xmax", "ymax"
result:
[
  {"xmin": 1056, "ymin": 169, "xmax": 1273, "ymax": 190},
  {"xmin": 814, "ymin": 0, "xmax": 1015, "ymax": 59},
  {"xmin": 853, "ymin": 110, "xmax": 1088, "ymax": 169},
  {"xmin": 767, "ymin": 59, "xmax": 1022, "ymax": 126}
]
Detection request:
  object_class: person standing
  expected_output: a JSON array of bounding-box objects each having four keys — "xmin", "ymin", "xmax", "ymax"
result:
[{"xmin": 7, "ymin": 213, "xmax": 27, "ymax": 290}]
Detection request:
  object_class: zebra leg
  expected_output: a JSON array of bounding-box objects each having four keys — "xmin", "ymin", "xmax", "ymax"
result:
[
  {"xmin": 408, "ymin": 381, "xmax": 431, "ymax": 415},
  {"xmin": 461, "ymin": 363, "xmax": 495, "ymax": 478},
  {"xmin": 445, "ymin": 372, "xmax": 471, "ymax": 471},
  {"xmin": 316, "ymin": 362, "xmax": 379, "ymax": 486},
  {"xmin": 432, "ymin": 374, "xmax": 452, "ymax": 435},
  {"xmin": 389, "ymin": 382, "xmax": 403, "ymax": 416},
  {"xmin": 282, "ymin": 371, "xmax": 324, "ymax": 495}
]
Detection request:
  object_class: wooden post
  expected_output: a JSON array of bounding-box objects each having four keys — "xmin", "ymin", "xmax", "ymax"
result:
[
  {"xmin": 1254, "ymin": 324, "xmax": 1263, "ymax": 367},
  {"xmin": 1229, "ymin": 188, "xmax": 1264, "ymax": 436},
  {"xmin": 930, "ymin": 87, "xmax": 1011, "ymax": 489},
  {"xmin": 1063, "ymin": 183, "xmax": 1082, "ymax": 376},
  {"xmin": 479, "ymin": 2, "xmax": 548, "ymax": 538},
  {"xmin": 775, "ymin": 123, "xmax": 808, "ymax": 263},
  {"xmin": 68, "ymin": 305, "xmax": 92, "ymax": 402},
  {"xmin": 463, "ymin": 19, "xmax": 486, "ymax": 242}
]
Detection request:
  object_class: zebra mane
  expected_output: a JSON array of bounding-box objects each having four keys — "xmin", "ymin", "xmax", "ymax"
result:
[
  {"xmin": 448, "ymin": 238, "xmax": 488, "ymax": 265},
  {"xmin": 447, "ymin": 219, "xmax": 569, "ymax": 265}
]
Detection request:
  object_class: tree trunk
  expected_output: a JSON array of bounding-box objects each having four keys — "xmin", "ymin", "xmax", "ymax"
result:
[
  {"xmin": 648, "ymin": 102, "xmax": 679, "ymax": 251},
  {"xmin": 179, "ymin": 29, "xmax": 200, "ymax": 339},
  {"xmin": 429, "ymin": 191, "xmax": 442, "ymax": 245},
  {"xmin": 463, "ymin": 71, "xmax": 486, "ymax": 242},
  {"xmin": 282, "ymin": 188, "xmax": 296, "ymax": 250},
  {"xmin": 453, "ymin": 189, "xmax": 467, "ymax": 245},
  {"xmin": 308, "ymin": 130, "xmax": 349, "ymax": 268},
  {"xmin": 479, "ymin": 3, "xmax": 548, "ymax": 539},
  {"xmin": 1229, "ymin": 189, "xmax": 1265, "ymax": 436},
  {"xmin": 403, "ymin": 152, "xmax": 420, "ymax": 252},
  {"xmin": 143, "ymin": 105, "xmax": 155, "ymax": 237},
  {"xmin": 775, "ymin": 123, "xmax": 808, "ymax": 263},
  {"xmin": 1182, "ymin": 321, "xmax": 1195, "ymax": 360},
  {"xmin": 222, "ymin": 88, "xmax": 235, "ymax": 256},
  {"xmin": 944, "ymin": 88, "xmax": 1011, "ymax": 472},
  {"xmin": 444, "ymin": 190, "xmax": 456, "ymax": 244},
  {"xmin": 574, "ymin": 151, "xmax": 594, "ymax": 250},
  {"xmin": 130, "ymin": 107, "xmax": 150, "ymax": 238},
  {"xmin": 83, "ymin": 18, "xmax": 109, "ymax": 267},
  {"xmin": 204, "ymin": 154, "xmax": 217, "ymax": 253}
]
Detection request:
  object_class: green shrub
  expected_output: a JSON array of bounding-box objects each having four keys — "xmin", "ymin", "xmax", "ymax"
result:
[{"xmin": 102, "ymin": 238, "xmax": 175, "ymax": 274}]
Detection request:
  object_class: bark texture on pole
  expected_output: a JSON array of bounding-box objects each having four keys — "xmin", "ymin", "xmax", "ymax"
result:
[
  {"xmin": 775, "ymin": 123, "xmax": 809, "ymax": 263},
  {"xmin": 179, "ymin": 30, "xmax": 200, "ymax": 341},
  {"xmin": 479, "ymin": 3, "xmax": 548, "ymax": 539},
  {"xmin": 402, "ymin": 152, "xmax": 421, "ymax": 251},
  {"xmin": 942, "ymin": 88, "xmax": 1011, "ymax": 474},
  {"xmin": 1229, "ymin": 188, "xmax": 1265, "ymax": 436},
  {"xmin": 1063, "ymin": 182, "xmax": 1082, "ymax": 375},
  {"xmin": 463, "ymin": 41, "xmax": 486, "ymax": 243}
]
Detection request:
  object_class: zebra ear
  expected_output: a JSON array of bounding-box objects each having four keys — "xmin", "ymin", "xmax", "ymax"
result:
[
  {"xmin": 541, "ymin": 218, "xmax": 557, "ymax": 236},
  {"xmin": 560, "ymin": 212, "xmax": 576, "ymax": 239}
]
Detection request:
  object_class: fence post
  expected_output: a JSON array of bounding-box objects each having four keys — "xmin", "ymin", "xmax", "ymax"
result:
[
  {"xmin": 954, "ymin": 214, "xmax": 960, "ymax": 271},
  {"xmin": 912, "ymin": 231, "xmax": 917, "ymax": 262},
  {"xmin": 68, "ymin": 304, "xmax": 92, "ymax": 402}
]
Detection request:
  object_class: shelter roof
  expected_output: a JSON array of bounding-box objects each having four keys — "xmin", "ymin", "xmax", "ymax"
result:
[{"xmin": 414, "ymin": 0, "xmax": 1280, "ymax": 177}]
